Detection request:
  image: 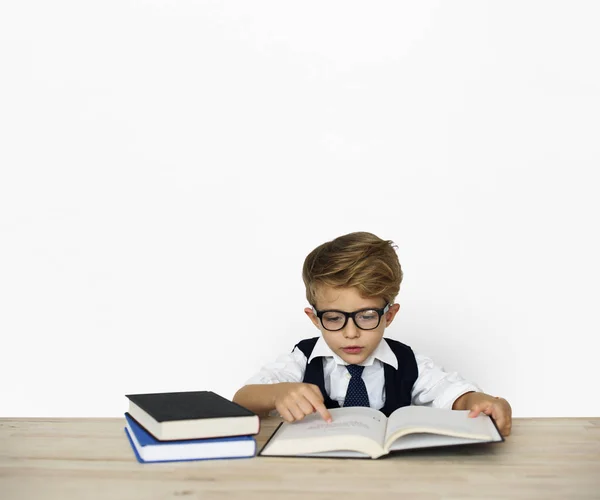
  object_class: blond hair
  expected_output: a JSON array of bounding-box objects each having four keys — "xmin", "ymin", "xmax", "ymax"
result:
[{"xmin": 302, "ymin": 232, "xmax": 403, "ymax": 306}]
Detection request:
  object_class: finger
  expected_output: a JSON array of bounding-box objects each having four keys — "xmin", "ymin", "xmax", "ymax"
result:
[
  {"xmin": 490, "ymin": 406, "xmax": 512, "ymax": 436},
  {"xmin": 490, "ymin": 403, "xmax": 504, "ymax": 419},
  {"xmin": 493, "ymin": 416, "xmax": 510, "ymax": 437},
  {"xmin": 276, "ymin": 405, "xmax": 295, "ymax": 423},
  {"xmin": 296, "ymin": 397, "xmax": 317, "ymax": 417},
  {"xmin": 502, "ymin": 399, "xmax": 513, "ymax": 418},
  {"xmin": 468, "ymin": 404, "xmax": 482, "ymax": 417},
  {"xmin": 468, "ymin": 403, "xmax": 493, "ymax": 418},
  {"xmin": 288, "ymin": 402, "xmax": 306, "ymax": 421},
  {"xmin": 494, "ymin": 415, "xmax": 506, "ymax": 433},
  {"xmin": 304, "ymin": 391, "xmax": 333, "ymax": 423}
]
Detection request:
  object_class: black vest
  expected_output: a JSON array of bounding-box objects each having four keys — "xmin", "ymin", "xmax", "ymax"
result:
[{"xmin": 294, "ymin": 337, "xmax": 418, "ymax": 417}]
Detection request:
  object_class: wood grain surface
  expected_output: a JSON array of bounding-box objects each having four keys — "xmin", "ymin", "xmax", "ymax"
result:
[{"xmin": 1, "ymin": 417, "xmax": 599, "ymax": 500}]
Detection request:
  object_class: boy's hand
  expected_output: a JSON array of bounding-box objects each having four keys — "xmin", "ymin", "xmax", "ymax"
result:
[
  {"xmin": 454, "ymin": 391, "xmax": 512, "ymax": 437},
  {"xmin": 273, "ymin": 383, "xmax": 333, "ymax": 423}
]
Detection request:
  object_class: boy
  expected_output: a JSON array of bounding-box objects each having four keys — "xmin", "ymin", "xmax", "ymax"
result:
[{"xmin": 233, "ymin": 232, "xmax": 512, "ymax": 436}]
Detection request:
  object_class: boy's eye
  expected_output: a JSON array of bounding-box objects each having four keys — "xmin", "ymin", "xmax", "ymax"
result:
[
  {"xmin": 324, "ymin": 314, "xmax": 343, "ymax": 322},
  {"xmin": 358, "ymin": 310, "xmax": 379, "ymax": 321},
  {"xmin": 359, "ymin": 314, "xmax": 376, "ymax": 321}
]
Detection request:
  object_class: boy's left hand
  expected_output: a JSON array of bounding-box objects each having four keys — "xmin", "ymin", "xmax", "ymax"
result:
[{"xmin": 454, "ymin": 392, "xmax": 512, "ymax": 437}]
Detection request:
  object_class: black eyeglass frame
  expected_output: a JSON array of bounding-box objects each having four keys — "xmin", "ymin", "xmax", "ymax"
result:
[{"xmin": 312, "ymin": 304, "xmax": 391, "ymax": 332}]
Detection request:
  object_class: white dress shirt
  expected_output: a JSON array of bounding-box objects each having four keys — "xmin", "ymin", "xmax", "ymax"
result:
[{"xmin": 244, "ymin": 337, "xmax": 481, "ymax": 410}]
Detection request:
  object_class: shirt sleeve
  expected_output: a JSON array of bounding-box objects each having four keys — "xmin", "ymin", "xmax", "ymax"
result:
[
  {"xmin": 411, "ymin": 353, "xmax": 482, "ymax": 409},
  {"xmin": 243, "ymin": 347, "xmax": 308, "ymax": 385}
]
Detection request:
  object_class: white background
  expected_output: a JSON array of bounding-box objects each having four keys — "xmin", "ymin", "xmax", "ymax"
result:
[{"xmin": 1, "ymin": 1, "xmax": 599, "ymax": 418}]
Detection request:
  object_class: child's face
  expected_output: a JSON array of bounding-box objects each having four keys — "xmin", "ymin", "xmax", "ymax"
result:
[{"xmin": 304, "ymin": 286, "xmax": 400, "ymax": 365}]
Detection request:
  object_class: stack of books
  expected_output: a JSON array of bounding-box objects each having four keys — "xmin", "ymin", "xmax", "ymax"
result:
[{"xmin": 124, "ymin": 390, "xmax": 260, "ymax": 463}]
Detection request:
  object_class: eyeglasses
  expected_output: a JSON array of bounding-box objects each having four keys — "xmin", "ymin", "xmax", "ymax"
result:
[{"xmin": 312, "ymin": 304, "xmax": 390, "ymax": 332}]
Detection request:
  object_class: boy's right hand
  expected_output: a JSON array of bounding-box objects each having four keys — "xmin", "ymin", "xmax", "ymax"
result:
[{"xmin": 272, "ymin": 383, "xmax": 333, "ymax": 423}]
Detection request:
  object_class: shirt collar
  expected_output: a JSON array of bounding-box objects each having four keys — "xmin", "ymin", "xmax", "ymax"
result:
[{"xmin": 308, "ymin": 336, "xmax": 398, "ymax": 369}]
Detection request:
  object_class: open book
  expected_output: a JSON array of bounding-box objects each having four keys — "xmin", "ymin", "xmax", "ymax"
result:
[{"xmin": 260, "ymin": 406, "xmax": 503, "ymax": 459}]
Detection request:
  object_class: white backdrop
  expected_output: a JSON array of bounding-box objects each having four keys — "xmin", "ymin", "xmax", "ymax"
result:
[{"xmin": 1, "ymin": 1, "xmax": 599, "ymax": 418}]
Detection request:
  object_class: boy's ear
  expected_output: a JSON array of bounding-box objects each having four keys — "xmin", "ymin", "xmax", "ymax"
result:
[
  {"xmin": 304, "ymin": 307, "xmax": 320, "ymax": 328},
  {"xmin": 385, "ymin": 303, "xmax": 401, "ymax": 327}
]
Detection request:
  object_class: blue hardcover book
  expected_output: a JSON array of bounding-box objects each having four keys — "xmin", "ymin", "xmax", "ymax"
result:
[{"xmin": 124, "ymin": 413, "xmax": 256, "ymax": 463}]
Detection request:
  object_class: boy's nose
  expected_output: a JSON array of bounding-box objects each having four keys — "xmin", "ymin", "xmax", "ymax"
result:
[{"xmin": 343, "ymin": 318, "xmax": 360, "ymax": 338}]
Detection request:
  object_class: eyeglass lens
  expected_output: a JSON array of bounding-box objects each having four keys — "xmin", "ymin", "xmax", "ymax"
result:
[{"xmin": 321, "ymin": 310, "xmax": 381, "ymax": 331}]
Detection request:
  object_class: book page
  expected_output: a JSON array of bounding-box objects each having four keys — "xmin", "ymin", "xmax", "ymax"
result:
[
  {"xmin": 270, "ymin": 406, "xmax": 386, "ymax": 441},
  {"xmin": 388, "ymin": 432, "xmax": 496, "ymax": 452},
  {"xmin": 384, "ymin": 406, "xmax": 501, "ymax": 449},
  {"xmin": 261, "ymin": 407, "xmax": 387, "ymax": 458}
]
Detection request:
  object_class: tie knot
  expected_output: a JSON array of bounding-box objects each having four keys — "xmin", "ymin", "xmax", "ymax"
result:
[{"xmin": 346, "ymin": 364, "xmax": 365, "ymax": 377}]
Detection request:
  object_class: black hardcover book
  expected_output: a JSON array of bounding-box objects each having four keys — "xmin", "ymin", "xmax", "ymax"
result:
[{"xmin": 125, "ymin": 391, "xmax": 260, "ymax": 441}]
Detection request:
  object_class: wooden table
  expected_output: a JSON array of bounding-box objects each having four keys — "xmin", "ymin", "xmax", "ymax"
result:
[{"xmin": 1, "ymin": 417, "xmax": 599, "ymax": 500}]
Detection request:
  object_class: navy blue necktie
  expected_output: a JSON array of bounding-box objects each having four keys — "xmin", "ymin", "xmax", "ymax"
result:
[{"xmin": 343, "ymin": 365, "xmax": 370, "ymax": 407}]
